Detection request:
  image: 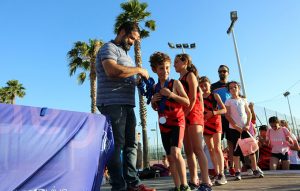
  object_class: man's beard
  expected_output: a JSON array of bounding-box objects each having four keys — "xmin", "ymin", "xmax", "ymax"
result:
[
  {"xmin": 219, "ymin": 75, "xmax": 226, "ymax": 81},
  {"xmin": 120, "ymin": 39, "xmax": 132, "ymax": 51}
]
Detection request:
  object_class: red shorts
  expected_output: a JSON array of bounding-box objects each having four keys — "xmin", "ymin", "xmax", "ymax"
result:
[
  {"xmin": 204, "ymin": 115, "xmax": 222, "ymax": 135},
  {"xmin": 186, "ymin": 101, "xmax": 204, "ymax": 126}
]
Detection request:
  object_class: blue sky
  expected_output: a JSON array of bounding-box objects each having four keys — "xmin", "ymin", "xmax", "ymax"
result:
[{"xmin": 1, "ymin": 0, "xmax": 300, "ymax": 142}]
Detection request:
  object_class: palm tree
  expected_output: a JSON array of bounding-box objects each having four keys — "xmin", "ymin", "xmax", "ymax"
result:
[
  {"xmin": 2, "ymin": 80, "xmax": 26, "ymax": 104},
  {"xmin": 0, "ymin": 87, "xmax": 10, "ymax": 104},
  {"xmin": 115, "ymin": 0, "xmax": 156, "ymax": 167},
  {"xmin": 67, "ymin": 39, "xmax": 104, "ymax": 113}
]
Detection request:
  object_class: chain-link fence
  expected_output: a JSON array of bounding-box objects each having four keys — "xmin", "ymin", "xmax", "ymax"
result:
[
  {"xmin": 255, "ymin": 105, "xmax": 300, "ymax": 137},
  {"xmin": 146, "ymin": 106, "xmax": 300, "ymax": 162}
]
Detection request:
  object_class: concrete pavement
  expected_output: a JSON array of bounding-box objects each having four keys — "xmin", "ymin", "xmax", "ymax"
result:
[{"xmin": 100, "ymin": 170, "xmax": 300, "ymax": 191}]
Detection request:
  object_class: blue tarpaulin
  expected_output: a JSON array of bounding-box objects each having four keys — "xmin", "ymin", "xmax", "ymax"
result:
[{"xmin": 0, "ymin": 103, "xmax": 113, "ymax": 191}]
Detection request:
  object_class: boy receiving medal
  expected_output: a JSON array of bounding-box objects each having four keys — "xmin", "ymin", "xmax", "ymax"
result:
[{"xmin": 150, "ymin": 52, "xmax": 191, "ymax": 191}]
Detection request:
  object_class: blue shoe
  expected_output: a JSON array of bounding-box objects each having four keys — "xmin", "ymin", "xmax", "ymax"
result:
[{"xmin": 197, "ymin": 183, "xmax": 212, "ymax": 191}]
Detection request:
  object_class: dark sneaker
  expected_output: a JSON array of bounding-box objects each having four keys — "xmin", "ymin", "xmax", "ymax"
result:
[
  {"xmin": 188, "ymin": 181, "xmax": 199, "ymax": 190},
  {"xmin": 235, "ymin": 172, "xmax": 241, "ymax": 181},
  {"xmin": 180, "ymin": 184, "xmax": 191, "ymax": 191},
  {"xmin": 127, "ymin": 184, "xmax": 156, "ymax": 191},
  {"xmin": 210, "ymin": 174, "xmax": 218, "ymax": 185},
  {"xmin": 215, "ymin": 174, "xmax": 227, "ymax": 185},
  {"xmin": 169, "ymin": 187, "xmax": 180, "ymax": 191},
  {"xmin": 197, "ymin": 183, "xmax": 212, "ymax": 191},
  {"xmin": 253, "ymin": 169, "xmax": 264, "ymax": 178}
]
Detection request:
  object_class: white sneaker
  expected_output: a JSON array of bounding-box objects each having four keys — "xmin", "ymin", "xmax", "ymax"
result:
[{"xmin": 246, "ymin": 169, "xmax": 253, "ymax": 176}]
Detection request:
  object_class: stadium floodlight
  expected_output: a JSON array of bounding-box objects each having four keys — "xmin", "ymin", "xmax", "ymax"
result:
[{"xmin": 168, "ymin": 42, "xmax": 196, "ymax": 53}]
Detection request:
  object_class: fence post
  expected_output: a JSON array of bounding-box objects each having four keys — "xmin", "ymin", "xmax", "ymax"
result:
[
  {"xmin": 294, "ymin": 117, "xmax": 299, "ymax": 137},
  {"xmin": 264, "ymin": 107, "xmax": 268, "ymax": 125}
]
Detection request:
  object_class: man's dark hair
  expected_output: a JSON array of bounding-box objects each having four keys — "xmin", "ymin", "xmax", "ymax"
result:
[
  {"xmin": 259, "ymin": 125, "xmax": 268, "ymax": 131},
  {"xmin": 269, "ymin": 116, "xmax": 279, "ymax": 124},
  {"xmin": 218, "ymin": 65, "xmax": 230, "ymax": 73},
  {"xmin": 117, "ymin": 21, "xmax": 140, "ymax": 35}
]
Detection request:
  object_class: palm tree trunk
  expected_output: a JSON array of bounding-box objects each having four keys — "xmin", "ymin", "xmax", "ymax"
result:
[
  {"xmin": 134, "ymin": 40, "xmax": 149, "ymax": 167},
  {"xmin": 11, "ymin": 96, "xmax": 15, "ymax": 104},
  {"xmin": 90, "ymin": 42, "xmax": 101, "ymax": 113},
  {"xmin": 90, "ymin": 60, "xmax": 97, "ymax": 113}
]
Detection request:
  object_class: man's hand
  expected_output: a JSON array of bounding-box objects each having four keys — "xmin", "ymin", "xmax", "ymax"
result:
[{"xmin": 138, "ymin": 68, "xmax": 149, "ymax": 79}]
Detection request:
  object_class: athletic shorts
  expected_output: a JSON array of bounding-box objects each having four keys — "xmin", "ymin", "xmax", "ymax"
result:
[
  {"xmin": 221, "ymin": 115, "xmax": 231, "ymax": 141},
  {"xmin": 271, "ymin": 152, "xmax": 289, "ymax": 161},
  {"xmin": 186, "ymin": 102, "xmax": 204, "ymax": 126},
  {"xmin": 161, "ymin": 125, "xmax": 185, "ymax": 155}
]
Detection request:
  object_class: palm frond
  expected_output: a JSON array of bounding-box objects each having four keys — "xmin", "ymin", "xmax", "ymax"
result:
[
  {"xmin": 77, "ymin": 72, "xmax": 86, "ymax": 85},
  {"xmin": 140, "ymin": 29, "xmax": 149, "ymax": 38},
  {"xmin": 114, "ymin": 13, "xmax": 131, "ymax": 34},
  {"xmin": 68, "ymin": 57, "xmax": 83, "ymax": 76},
  {"xmin": 115, "ymin": 0, "xmax": 155, "ymax": 39},
  {"xmin": 145, "ymin": 20, "xmax": 156, "ymax": 31}
]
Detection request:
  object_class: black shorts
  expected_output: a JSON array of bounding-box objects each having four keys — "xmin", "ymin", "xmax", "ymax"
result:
[
  {"xmin": 271, "ymin": 152, "xmax": 289, "ymax": 161},
  {"xmin": 160, "ymin": 126, "xmax": 184, "ymax": 155},
  {"xmin": 230, "ymin": 129, "xmax": 253, "ymax": 157},
  {"xmin": 221, "ymin": 115, "xmax": 232, "ymax": 141}
]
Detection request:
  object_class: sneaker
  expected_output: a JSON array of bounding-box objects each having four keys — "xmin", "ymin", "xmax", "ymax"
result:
[
  {"xmin": 235, "ymin": 172, "xmax": 241, "ymax": 181},
  {"xmin": 188, "ymin": 181, "xmax": 199, "ymax": 190},
  {"xmin": 210, "ymin": 174, "xmax": 218, "ymax": 184},
  {"xmin": 197, "ymin": 183, "xmax": 212, "ymax": 191},
  {"xmin": 180, "ymin": 184, "xmax": 191, "ymax": 191},
  {"xmin": 215, "ymin": 174, "xmax": 227, "ymax": 185},
  {"xmin": 253, "ymin": 169, "xmax": 264, "ymax": 178},
  {"xmin": 246, "ymin": 169, "xmax": 253, "ymax": 176},
  {"xmin": 127, "ymin": 184, "xmax": 156, "ymax": 191},
  {"xmin": 169, "ymin": 187, "xmax": 180, "ymax": 191},
  {"xmin": 229, "ymin": 167, "xmax": 235, "ymax": 176}
]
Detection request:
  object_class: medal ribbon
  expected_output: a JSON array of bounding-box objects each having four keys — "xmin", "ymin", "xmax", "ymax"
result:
[{"xmin": 155, "ymin": 78, "xmax": 169, "ymax": 112}]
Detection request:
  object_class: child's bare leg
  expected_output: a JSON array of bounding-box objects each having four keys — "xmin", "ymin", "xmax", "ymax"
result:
[
  {"xmin": 171, "ymin": 147, "xmax": 188, "ymax": 186},
  {"xmin": 183, "ymin": 128, "xmax": 198, "ymax": 184}
]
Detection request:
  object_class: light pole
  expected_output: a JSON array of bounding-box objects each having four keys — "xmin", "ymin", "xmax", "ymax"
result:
[
  {"xmin": 227, "ymin": 11, "xmax": 247, "ymax": 97},
  {"xmin": 283, "ymin": 91, "xmax": 296, "ymax": 133},
  {"xmin": 168, "ymin": 42, "xmax": 196, "ymax": 53},
  {"xmin": 151, "ymin": 122, "xmax": 159, "ymax": 164}
]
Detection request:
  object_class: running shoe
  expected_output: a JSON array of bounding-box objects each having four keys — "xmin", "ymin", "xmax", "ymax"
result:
[
  {"xmin": 235, "ymin": 172, "xmax": 242, "ymax": 181},
  {"xmin": 215, "ymin": 174, "xmax": 227, "ymax": 185}
]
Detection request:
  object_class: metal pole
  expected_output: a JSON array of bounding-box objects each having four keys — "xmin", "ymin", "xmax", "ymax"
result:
[
  {"xmin": 156, "ymin": 122, "xmax": 159, "ymax": 164},
  {"xmin": 256, "ymin": 114, "xmax": 263, "ymax": 126},
  {"xmin": 286, "ymin": 95, "xmax": 296, "ymax": 132},
  {"xmin": 231, "ymin": 28, "xmax": 247, "ymax": 97},
  {"xmin": 181, "ymin": 46, "xmax": 185, "ymax": 54},
  {"xmin": 293, "ymin": 117, "xmax": 298, "ymax": 137},
  {"xmin": 264, "ymin": 107, "xmax": 268, "ymax": 125}
]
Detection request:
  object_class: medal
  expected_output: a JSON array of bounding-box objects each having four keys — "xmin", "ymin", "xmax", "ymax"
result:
[{"xmin": 159, "ymin": 116, "xmax": 167, "ymax": 124}]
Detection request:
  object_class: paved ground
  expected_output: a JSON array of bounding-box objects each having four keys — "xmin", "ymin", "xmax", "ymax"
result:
[{"xmin": 100, "ymin": 170, "xmax": 300, "ymax": 191}]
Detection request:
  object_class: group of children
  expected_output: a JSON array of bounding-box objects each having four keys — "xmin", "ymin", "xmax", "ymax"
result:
[
  {"xmin": 258, "ymin": 117, "xmax": 300, "ymax": 171},
  {"xmin": 147, "ymin": 51, "xmax": 300, "ymax": 191},
  {"xmin": 148, "ymin": 52, "xmax": 263, "ymax": 191}
]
